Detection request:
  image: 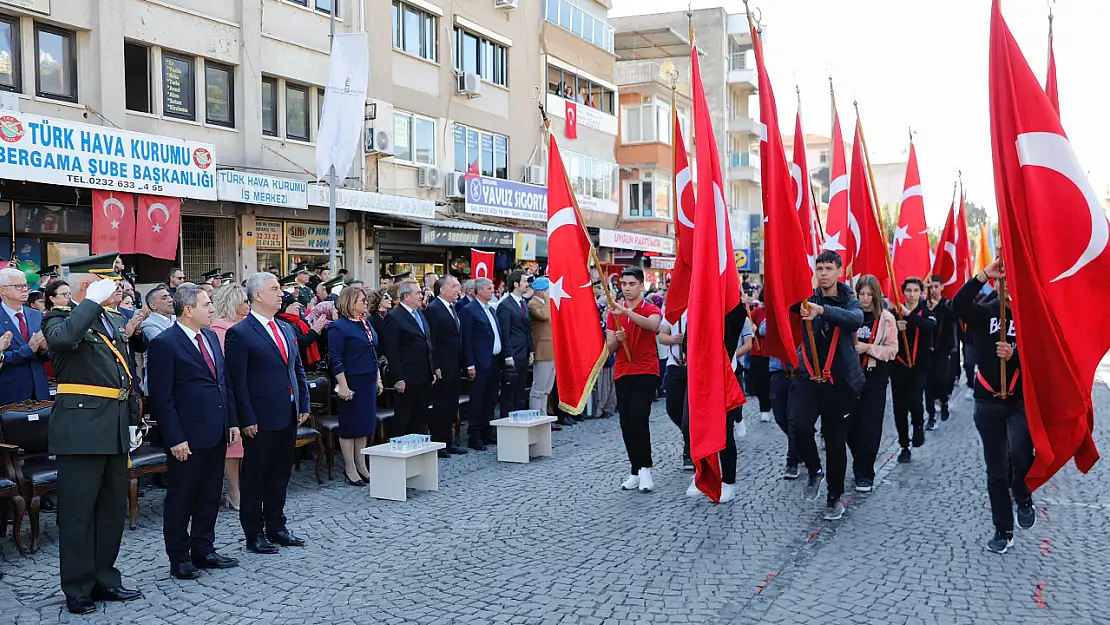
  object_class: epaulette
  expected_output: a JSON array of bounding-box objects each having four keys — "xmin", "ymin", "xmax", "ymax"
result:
[
  {"xmin": 53, "ymin": 306, "xmax": 72, "ymax": 312},
  {"xmin": 104, "ymin": 307, "xmax": 123, "ymax": 316}
]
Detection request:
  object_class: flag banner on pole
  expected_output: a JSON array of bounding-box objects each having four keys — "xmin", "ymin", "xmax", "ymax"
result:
[
  {"xmin": 316, "ymin": 32, "xmax": 369, "ymax": 182},
  {"xmin": 791, "ymin": 111, "xmax": 820, "ymax": 270},
  {"xmin": 956, "ymin": 189, "xmax": 973, "ymax": 284},
  {"xmin": 848, "ymin": 121, "xmax": 892, "ymax": 295},
  {"xmin": 135, "ymin": 195, "xmax": 181, "ymax": 260},
  {"xmin": 822, "ymin": 112, "xmax": 855, "ymax": 271},
  {"xmin": 665, "ymin": 110, "xmax": 696, "ymax": 324},
  {"xmin": 892, "ymin": 143, "xmax": 932, "ymax": 283},
  {"xmin": 989, "ymin": 0, "xmax": 1103, "ymax": 490}
]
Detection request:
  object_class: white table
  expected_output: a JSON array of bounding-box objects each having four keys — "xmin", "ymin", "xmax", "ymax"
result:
[
  {"xmin": 360, "ymin": 442, "xmax": 446, "ymax": 502},
  {"xmin": 488, "ymin": 416, "xmax": 557, "ymax": 463}
]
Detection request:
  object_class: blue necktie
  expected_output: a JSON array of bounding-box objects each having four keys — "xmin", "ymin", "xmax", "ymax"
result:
[{"xmin": 412, "ymin": 309, "xmax": 424, "ymax": 333}]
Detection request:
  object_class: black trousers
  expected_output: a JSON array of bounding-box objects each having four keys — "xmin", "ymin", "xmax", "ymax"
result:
[
  {"xmin": 469, "ymin": 360, "xmax": 502, "ymax": 444},
  {"xmin": 746, "ymin": 356, "xmax": 772, "ymax": 413},
  {"xmin": 925, "ymin": 350, "xmax": 953, "ymax": 414},
  {"xmin": 664, "ymin": 365, "xmax": 690, "ymax": 460},
  {"xmin": 57, "ymin": 453, "xmax": 128, "ymax": 601},
  {"xmin": 616, "ymin": 373, "xmax": 658, "ymax": 474},
  {"xmin": 973, "ymin": 398, "xmax": 1034, "ymax": 533},
  {"xmin": 962, "ymin": 341, "xmax": 976, "ymax": 389},
  {"xmin": 240, "ymin": 417, "xmax": 296, "ymax": 538},
  {"xmin": 789, "ymin": 378, "xmax": 857, "ymax": 503},
  {"xmin": 499, "ymin": 360, "xmax": 528, "ymax": 417},
  {"xmin": 392, "ymin": 380, "xmax": 433, "ymax": 436},
  {"xmin": 163, "ymin": 443, "xmax": 226, "ymax": 564},
  {"xmin": 430, "ymin": 372, "xmax": 461, "ymax": 445},
  {"xmin": 770, "ymin": 371, "xmax": 797, "ymax": 466},
  {"xmin": 891, "ymin": 363, "xmax": 928, "ymax": 448},
  {"xmin": 848, "ymin": 366, "xmax": 890, "ymax": 481}
]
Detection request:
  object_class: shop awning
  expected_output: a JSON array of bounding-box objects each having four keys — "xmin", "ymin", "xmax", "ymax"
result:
[
  {"xmin": 406, "ymin": 217, "xmax": 517, "ymax": 233},
  {"xmin": 409, "ymin": 217, "xmax": 518, "ymax": 249}
]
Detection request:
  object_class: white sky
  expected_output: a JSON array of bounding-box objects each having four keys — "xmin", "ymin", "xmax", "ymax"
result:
[{"xmin": 609, "ymin": 0, "xmax": 1110, "ymax": 230}]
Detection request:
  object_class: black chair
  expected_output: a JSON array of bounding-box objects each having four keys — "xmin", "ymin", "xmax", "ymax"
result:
[
  {"xmin": 127, "ymin": 421, "xmax": 168, "ymax": 531},
  {"xmin": 292, "ymin": 380, "xmax": 325, "ymax": 484},
  {"xmin": 306, "ymin": 375, "xmax": 341, "ymax": 480},
  {"xmin": 0, "ymin": 443, "xmax": 28, "ymax": 552},
  {"xmin": 0, "ymin": 403, "xmax": 56, "ymax": 553}
]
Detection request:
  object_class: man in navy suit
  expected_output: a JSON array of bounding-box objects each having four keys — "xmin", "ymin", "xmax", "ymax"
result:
[
  {"xmin": 0, "ymin": 267, "xmax": 50, "ymax": 405},
  {"xmin": 459, "ymin": 277, "xmax": 505, "ymax": 451},
  {"xmin": 424, "ymin": 276, "xmax": 467, "ymax": 458},
  {"xmin": 382, "ymin": 279, "xmax": 438, "ymax": 436},
  {"xmin": 225, "ymin": 273, "xmax": 310, "ymax": 555},
  {"xmin": 496, "ymin": 270, "xmax": 535, "ymax": 417},
  {"xmin": 148, "ymin": 286, "xmax": 240, "ymax": 580}
]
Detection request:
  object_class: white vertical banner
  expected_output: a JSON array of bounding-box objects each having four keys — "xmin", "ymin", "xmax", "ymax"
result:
[{"xmin": 316, "ymin": 32, "xmax": 369, "ymax": 182}]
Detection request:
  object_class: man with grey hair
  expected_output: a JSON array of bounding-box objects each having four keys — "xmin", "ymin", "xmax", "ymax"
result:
[
  {"xmin": 459, "ymin": 279, "xmax": 476, "ymax": 308},
  {"xmin": 382, "ymin": 279, "xmax": 438, "ymax": 436},
  {"xmin": 459, "ymin": 277, "xmax": 504, "ymax": 450},
  {"xmin": 0, "ymin": 266, "xmax": 50, "ymax": 406}
]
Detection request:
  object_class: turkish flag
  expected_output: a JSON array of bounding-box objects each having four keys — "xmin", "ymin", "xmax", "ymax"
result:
[
  {"xmin": 545, "ymin": 133, "xmax": 606, "ymax": 414},
  {"xmin": 134, "ymin": 195, "xmax": 180, "ymax": 260},
  {"xmin": 471, "ymin": 249, "xmax": 494, "ymax": 279},
  {"xmin": 91, "ymin": 190, "xmax": 136, "ymax": 255},
  {"xmin": 791, "ymin": 111, "xmax": 821, "ymax": 269},
  {"xmin": 687, "ymin": 43, "xmax": 746, "ymax": 503},
  {"xmin": 664, "ymin": 110, "xmax": 696, "ymax": 324},
  {"xmin": 989, "ymin": 0, "xmax": 1103, "ymax": 490},
  {"xmin": 600, "ymin": 263, "xmax": 626, "ymax": 288},
  {"xmin": 956, "ymin": 190, "xmax": 973, "ymax": 283},
  {"xmin": 848, "ymin": 120, "xmax": 892, "ymax": 296},
  {"xmin": 1045, "ymin": 20, "xmax": 1059, "ymax": 115},
  {"xmin": 891, "ymin": 143, "xmax": 931, "ymax": 283},
  {"xmin": 930, "ymin": 198, "xmax": 961, "ymax": 299},
  {"xmin": 565, "ymin": 100, "xmax": 578, "ymax": 139},
  {"xmin": 821, "ymin": 111, "xmax": 854, "ymax": 270}
]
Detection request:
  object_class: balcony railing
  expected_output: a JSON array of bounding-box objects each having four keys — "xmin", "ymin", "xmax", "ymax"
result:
[
  {"xmin": 545, "ymin": 0, "xmax": 615, "ymax": 53},
  {"xmin": 729, "ymin": 52, "xmax": 749, "ymax": 72},
  {"xmin": 613, "ymin": 61, "xmax": 691, "ymax": 96}
]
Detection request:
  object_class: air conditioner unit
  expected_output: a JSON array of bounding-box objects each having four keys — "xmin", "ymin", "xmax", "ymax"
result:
[
  {"xmin": 364, "ymin": 126, "xmax": 394, "ymax": 156},
  {"xmin": 522, "ymin": 165, "xmax": 546, "ymax": 186},
  {"xmin": 445, "ymin": 171, "xmax": 468, "ymax": 199},
  {"xmin": 456, "ymin": 72, "xmax": 482, "ymax": 98},
  {"xmin": 494, "ymin": 0, "xmax": 519, "ymax": 8},
  {"xmin": 417, "ymin": 165, "xmax": 442, "ymax": 189}
]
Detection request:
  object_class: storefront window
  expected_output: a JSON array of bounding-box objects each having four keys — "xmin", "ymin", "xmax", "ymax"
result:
[{"xmin": 10, "ymin": 203, "xmax": 92, "ymax": 268}]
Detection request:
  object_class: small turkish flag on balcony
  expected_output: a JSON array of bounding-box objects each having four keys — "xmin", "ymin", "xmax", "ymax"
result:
[{"xmin": 565, "ymin": 100, "xmax": 578, "ymax": 139}]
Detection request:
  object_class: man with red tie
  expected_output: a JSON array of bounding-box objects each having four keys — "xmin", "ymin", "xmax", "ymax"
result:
[
  {"xmin": 148, "ymin": 285, "xmax": 240, "ymax": 579},
  {"xmin": 0, "ymin": 267, "xmax": 50, "ymax": 406},
  {"xmin": 225, "ymin": 273, "xmax": 311, "ymax": 555}
]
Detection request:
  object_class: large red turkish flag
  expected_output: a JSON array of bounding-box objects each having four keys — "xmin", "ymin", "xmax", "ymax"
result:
[
  {"xmin": 930, "ymin": 199, "xmax": 961, "ymax": 299},
  {"xmin": 664, "ymin": 110, "xmax": 695, "ymax": 324},
  {"xmin": 848, "ymin": 121, "xmax": 892, "ymax": 296},
  {"xmin": 91, "ymin": 191, "xmax": 136, "ymax": 255},
  {"xmin": 545, "ymin": 134, "xmax": 607, "ymax": 415},
  {"xmin": 821, "ymin": 111, "xmax": 854, "ymax": 270},
  {"xmin": 791, "ymin": 111, "xmax": 820, "ymax": 269},
  {"xmin": 989, "ymin": 0, "xmax": 1102, "ymax": 490},
  {"xmin": 471, "ymin": 249, "xmax": 494, "ymax": 280},
  {"xmin": 891, "ymin": 143, "xmax": 931, "ymax": 283},
  {"xmin": 687, "ymin": 43, "xmax": 745, "ymax": 503},
  {"xmin": 134, "ymin": 195, "xmax": 180, "ymax": 260}
]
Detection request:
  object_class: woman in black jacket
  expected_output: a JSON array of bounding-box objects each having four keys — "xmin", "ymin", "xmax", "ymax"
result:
[{"xmin": 277, "ymin": 292, "xmax": 327, "ymax": 371}]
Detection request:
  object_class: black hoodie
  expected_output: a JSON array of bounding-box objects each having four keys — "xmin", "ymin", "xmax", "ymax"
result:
[
  {"xmin": 792, "ymin": 282, "xmax": 865, "ymax": 395},
  {"xmin": 895, "ymin": 300, "xmax": 937, "ymax": 369},
  {"xmin": 954, "ymin": 277, "xmax": 1020, "ymax": 400}
]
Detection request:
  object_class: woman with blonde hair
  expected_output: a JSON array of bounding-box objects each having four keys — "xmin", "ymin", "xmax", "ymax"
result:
[
  {"xmin": 327, "ymin": 287, "xmax": 382, "ymax": 485},
  {"xmin": 848, "ymin": 274, "xmax": 898, "ymax": 492},
  {"xmin": 210, "ymin": 284, "xmax": 251, "ymax": 509}
]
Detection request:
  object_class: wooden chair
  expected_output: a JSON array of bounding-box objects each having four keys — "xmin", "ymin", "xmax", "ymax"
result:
[
  {"xmin": 0, "ymin": 403, "xmax": 56, "ymax": 553},
  {"xmin": 0, "ymin": 443, "xmax": 28, "ymax": 552}
]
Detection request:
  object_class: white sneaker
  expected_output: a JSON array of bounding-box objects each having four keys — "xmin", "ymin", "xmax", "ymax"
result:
[
  {"xmin": 719, "ymin": 482, "xmax": 738, "ymax": 503},
  {"xmin": 638, "ymin": 468, "xmax": 654, "ymax": 492},
  {"xmin": 621, "ymin": 474, "xmax": 639, "ymax": 490},
  {"xmin": 734, "ymin": 419, "xmax": 748, "ymax": 439},
  {"xmin": 685, "ymin": 477, "xmax": 700, "ymax": 497},
  {"xmin": 760, "ymin": 411, "xmax": 773, "ymax": 423}
]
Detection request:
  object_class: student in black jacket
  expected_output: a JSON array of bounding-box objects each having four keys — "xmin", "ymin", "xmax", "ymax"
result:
[
  {"xmin": 954, "ymin": 261, "xmax": 1034, "ymax": 554},
  {"xmin": 890, "ymin": 277, "xmax": 937, "ymax": 463},
  {"xmin": 924, "ymin": 276, "xmax": 957, "ymax": 429},
  {"xmin": 788, "ymin": 250, "xmax": 864, "ymax": 521}
]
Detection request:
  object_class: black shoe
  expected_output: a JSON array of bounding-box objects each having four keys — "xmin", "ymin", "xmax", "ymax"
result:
[
  {"xmin": 468, "ymin": 441, "xmax": 487, "ymax": 451},
  {"xmin": 822, "ymin": 498, "xmax": 845, "ymax": 520},
  {"xmin": 987, "ymin": 530, "xmax": 1014, "ymax": 554},
  {"xmin": 898, "ymin": 448, "xmax": 912, "ymax": 463},
  {"xmin": 193, "ymin": 552, "xmax": 238, "ymax": 570},
  {"xmin": 782, "ymin": 464, "xmax": 800, "ymax": 480},
  {"xmin": 66, "ymin": 597, "xmax": 96, "ymax": 615},
  {"xmin": 556, "ymin": 417, "xmax": 576, "ymax": 426},
  {"xmin": 803, "ymin": 470, "xmax": 824, "ymax": 501},
  {"xmin": 940, "ymin": 403, "xmax": 950, "ymax": 421},
  {"xmin": 446, "ymin": 446, "xmax": 468, "ymax": 455},
  {"xmin": 170, "ymin": 562, "xmax": 202, "ymax": 580},
  {"xmin": 682, "ymin": 454, "xmax": 695, "ymax": 471},
  {"xmin": 437, "ymin": 449, "xmax": 451, "ymax": 459},
  {"xmin": 926, "ymin": 417, "xmax": 938, "ymax": 431},
  {"xmin": 854, "ymin": 477, "xmax": 874, "ymax": 492},
  {"xmin": 245, "ymin": 533, "xmax": 279, "ymax": 554},
  {"xmin": 90, "ymin": 585, "xmax": 142, "ymax": 602},
  {"xmin": 912, "ymin": 430, "xmax": 925, "ymax": 447},
  {"xmin": 344, "ymin": 473, "xmax": 366, "ymax": 486},
  {"xmin": 267, "ymin": 529, "xmax": 306, "ymax": 547},
  {"xmin": 551, "ymin": 423, "xmax": 563, "ymax": 431},
  {"xmin": 1016, "ymin": 503, "xmax": 1037, "ymax": 530}
]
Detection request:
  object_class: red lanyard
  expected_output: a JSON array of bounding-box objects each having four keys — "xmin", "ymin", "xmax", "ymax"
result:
[
  {"xmin": 801, "ymin": 326, "xmax": 841, "ymax": 384},
  {"xmin": 977, "ymin": 369, "xmax": 1020, "ymax": 397},
  {"xmin": 860, "ymin": 316, "xmax": 881, "ymax": 366},
  {"xmin": 897, "ymin": 327, "xmax": 919, "ymax": 368}
]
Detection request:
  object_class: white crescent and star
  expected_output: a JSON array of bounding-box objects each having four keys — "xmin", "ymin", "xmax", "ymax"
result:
[
  {"xmin": 675, "ymin": 166, "xmax": 694, "ymax": 229},
  {"xmin": 546, "ymin": 206, "xmax": 581, "ymax": 310},
  {"xmin": 791, "ymin": 162, "xmax": 805, "ymax": 211},
  {"xmin": 474, "ymin": 262, "xmax": 489, "ymax": 278},
  {"xmin": 1016, "ymin": 131, "xmax": 1109, "ymax": 283},
  {"xmin": 147, "ymin": 202, "xmax": 171, "ymax": 233},
  {"xmin": 942, "ymin": 241, "xmax": 958, "ymax": 287},
  {"xmin": 102, "ymin": 197, "xmax": 125, "ymax": 230}
]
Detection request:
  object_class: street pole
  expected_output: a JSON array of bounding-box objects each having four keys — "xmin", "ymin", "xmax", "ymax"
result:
[{"xmin": 328, "ymin": 5, "xmax": 338, "ymax": 273}]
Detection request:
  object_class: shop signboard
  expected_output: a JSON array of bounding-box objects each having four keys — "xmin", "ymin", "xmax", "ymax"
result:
[
  {"xmin": 598, "ymin": 228, "xmax": 675, "ymax": 255},
  {"xmin": 286, "ymin": 221, "xmax": 345, "ymax": 251},
  {"xmin": 0, "ymin": 112, "xmax": 217, "ymax": 200},
  {"xmin": 515, "ymin": 233, "xmax": 537, "ymax": 261},
  {"xmin": 307, "ymin": 184, "xmax": 435, "ymax": 219},
  {"xmin": 465, "ymin": 175, "xmax": 547, "ymax": 222},
  {"xmin": 649, "ymin": 256, "xmax": 676, "ymax": 270},
  {"xmin": 420, "ymin": 225, "xmax": 514, "ymax": 248},
  {"xmin": 218, "ymin": 171, "xmax": 308, "ymax": 209},
  {"xmin": 254, "ymin": 219, "xmax": 284, "ymax": 250}
]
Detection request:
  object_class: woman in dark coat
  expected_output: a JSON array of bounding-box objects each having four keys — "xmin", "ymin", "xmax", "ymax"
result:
[
  {"xmin": 278, "ymin": 292, "xmax": 327, "ymax": 371},
  {"xmin": 327, "ymin": 287, "xmax": 383, "ymax": 485}
]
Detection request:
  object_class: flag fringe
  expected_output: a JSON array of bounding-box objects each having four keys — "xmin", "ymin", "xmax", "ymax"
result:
[{"xmin": 557, "ymin": 345, "xmax": 611, "ymax": 416}]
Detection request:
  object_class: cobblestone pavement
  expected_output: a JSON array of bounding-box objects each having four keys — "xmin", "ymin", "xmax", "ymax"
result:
[{"xmin": 3, "ymin": 365, "xmax": 1109, "ymax": 624}]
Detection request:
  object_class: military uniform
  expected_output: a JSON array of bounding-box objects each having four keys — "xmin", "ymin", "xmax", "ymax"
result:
[{"xmin": 43, "ymin": 257, "xmax": 140, "ymax": 606}]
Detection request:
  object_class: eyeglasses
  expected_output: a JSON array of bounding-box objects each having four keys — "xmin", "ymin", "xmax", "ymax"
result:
[{"xmin": 2, "ymin": 284, "xmax": 29, "ymax": 291}]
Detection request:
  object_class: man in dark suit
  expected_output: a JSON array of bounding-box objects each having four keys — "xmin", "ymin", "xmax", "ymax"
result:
[
  {"xmin": 148, "ymin": 286, "xmax": 240, "ymax": 580},
  {"xmin": 0, "ymin": 267, "xmax": 50, "ymax": 405},
  {"xmin": 382, "ymin": 279, "xmax": 438, "ymax": 436},
  {"xmin": 457, "ymin": 279, "xmax": 475, "ymax": 309},
  {"xmin": 459, "ymin": 277, "xmax": 505, "ymax": 451},
  {"xmin": 496, "ymin": 270, "xmax": 535, "ymax": 417},
  {"xmin": 225, "ymin": 272, "xmax": 311, "ymax": 555},
  {"xmin": 424, "ymin": 275, "xmax": 468, "ymax": 458}
]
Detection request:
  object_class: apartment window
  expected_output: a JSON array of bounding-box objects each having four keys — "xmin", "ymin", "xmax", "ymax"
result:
[
  {"xmin": 561, "ymin": 149, "xmax": 617, "ymax": 205},
  {"xmin": 622, "ymin": 99, "xmax": 671, "ymax": 144},
  {"xmin": 35, "ymin": 25, "xmax": 77, "ymax": 102},
  {"xmin": 453, "ymin": 27, "xmax": 508, "ymax": 87},
  {"xmin": 205, "ymin": 61, "xmax": 233, "ymax": 127},
  {"xmin": 819, "ymin": 150, "xmax": 830, "ymax": 166},
  {"xmin": 546, "ymin": 64, "xmax": 614, "ymax": 115},
  {"xmin": 261, "ymin": 76, "xmax": 277, "ymax": 136},
  {"xmin": 629, "ymin": 181, "xmax": 652, "ymax": 217},
  {"xmin": 162, "ymin": 52, "xmax": 195, "ymax": 120},
  {"xmin": 544, "ymin": 0, "xmax": 614, "ymax": 53},
  {"xmin": 286, "ymin": 83, "xmax": 310, "ymax": 141},
  {"xmin": 123, "ymin": 43, "xmax": 150, "ymax": 112},
  {"xmin": 453, "ymin": 124, "xmax": 508, "ymax": 180},
  {"xmin": 315, "ymin": 0, "xmax": 335, "ymax": 15},
  {"xmin": 394, "ymin": 111, "xmax": 435, "ymax": 165},
  {"xmin": 393, "ymin": 1, "xmax": 437, "ymax": 62},
  {"xmin": 0, "ymin": 16, "xmax": 20, "ymax": 93}
]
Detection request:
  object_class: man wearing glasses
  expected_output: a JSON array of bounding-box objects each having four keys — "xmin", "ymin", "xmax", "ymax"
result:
[
  {"xmin": 168, "ymin": 268, "xmax": 186, "ymax": 294},
  {"xmin": 0, "ymin": 267, "xmax": 51, "ymax": 406}
]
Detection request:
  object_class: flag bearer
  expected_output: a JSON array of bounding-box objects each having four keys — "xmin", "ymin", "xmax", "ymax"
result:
[{"xmin": 890, "ymin": 277, "xmax": 937, "ymax": 462}]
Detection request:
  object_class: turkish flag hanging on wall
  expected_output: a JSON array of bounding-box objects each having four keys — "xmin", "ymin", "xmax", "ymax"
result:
[
  {"xmin": 600, "ymin": 263, "xmax": 627, "ymax": 287},
  {"xmin": 565, "ymin": 100, "xmax": 578, "ymax": 139},
  {"xmin": 134, "ymin": 195, "xmax": 181, "ymax": 260},
  {"xmin": 471, "ymin": 249, "xmax": 494, "ymax": 279},
  {"xmin": 91, "ymin": 191, "xmax": 136, "ymax": 255}
]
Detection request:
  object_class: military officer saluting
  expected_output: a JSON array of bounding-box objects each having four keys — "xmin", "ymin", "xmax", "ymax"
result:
[{"xmin": 42, "ymin": 252, "xmax": 143, "ymax": 615}]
